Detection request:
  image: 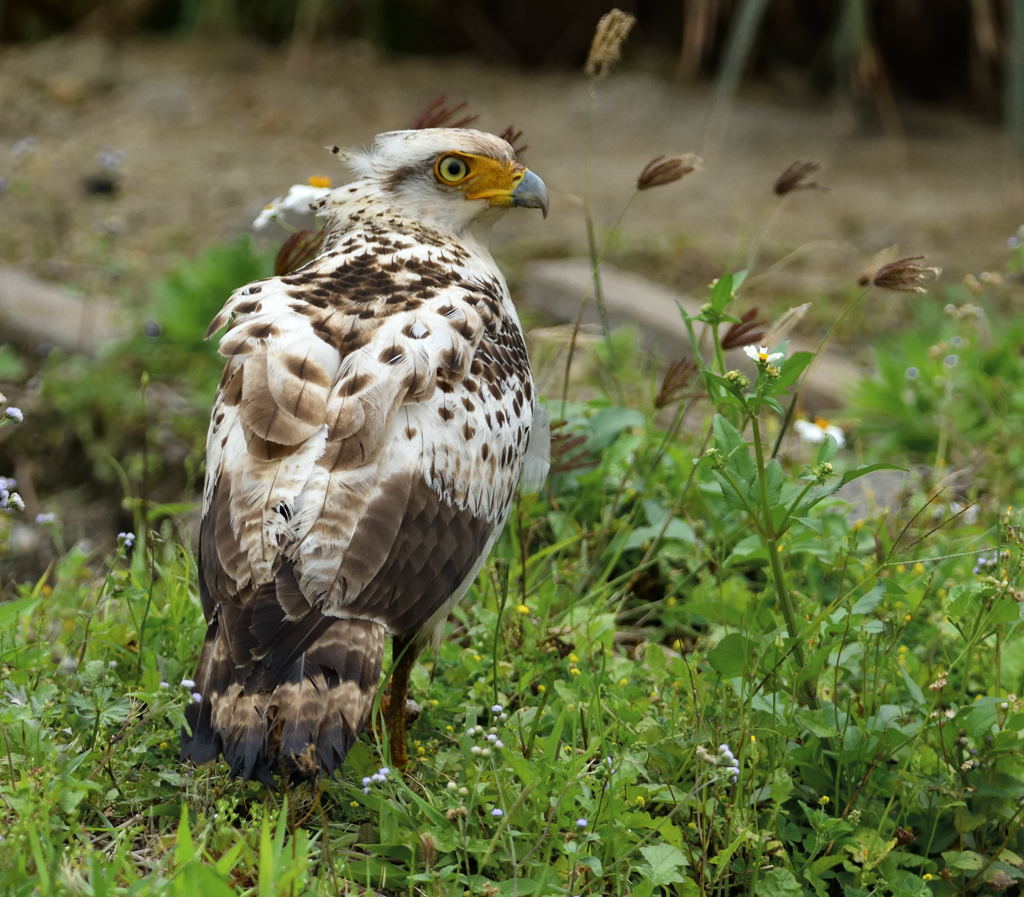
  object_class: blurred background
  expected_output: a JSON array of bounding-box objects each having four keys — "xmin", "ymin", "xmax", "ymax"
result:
[{"xmin": 0, "ymin": 0, "xmax": 1022, "ymax": 566}]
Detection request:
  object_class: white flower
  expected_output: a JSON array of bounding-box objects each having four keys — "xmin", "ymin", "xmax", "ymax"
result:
[
  {"xmin": 742, "ymin": 345, "xmax": 785, "ymax": 364},
  {"xmin": 252, "ymin": 183, "xmax": 332, "ymax": 233},
  {"xmin": 191, "ymin": 692, "xmax": 203, "ymax": 703},
  {"xmin": 4, "ymin": 407, "xmax": 23, "ymax": 424},
  {"xmin": 576, "ymin": 818, "xmax": 588, "ymax": 827},
  {"xmin": 490, "ymin": 703, "xmax": 504, "ymax": 713},
  {"xmin": 491, "ymin": 808, "xmax": 504, "ymax": 817},
  {"xmin": 794, "ymin": 418, "xmax": 846, "ymax": 448},
  {"xmin": 181, "ymin": 678, "xmax": 196, "ymax": 689}
]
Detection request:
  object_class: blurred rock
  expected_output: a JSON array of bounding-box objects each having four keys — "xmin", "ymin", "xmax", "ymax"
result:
[
  {"xmin": 0, "ymin": 266, "xmax": 126, "ymax": 353},
  {"xmin": 519, "ymin": 258, "xmax": 861, "ymax": 408}
]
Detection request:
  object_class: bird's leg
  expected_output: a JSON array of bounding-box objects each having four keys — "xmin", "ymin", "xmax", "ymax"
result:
[{"xmin": 385, "ymin": 633, "xmax": 417, "ymax": 768}]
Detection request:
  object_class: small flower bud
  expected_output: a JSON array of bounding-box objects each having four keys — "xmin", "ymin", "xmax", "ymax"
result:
[{"xmin": 723, "ymin": 370, "xmax": 750, "ymax": 390}]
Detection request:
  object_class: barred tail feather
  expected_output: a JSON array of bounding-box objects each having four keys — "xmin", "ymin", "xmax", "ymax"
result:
[{"xmin": 181, "ymin": 612, "xmax": 386, "ymax": 783}]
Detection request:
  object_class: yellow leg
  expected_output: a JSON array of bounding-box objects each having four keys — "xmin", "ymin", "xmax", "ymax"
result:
[{"xmin": 385, "ymin": 634, "xmax": 416, "ymax": 768}]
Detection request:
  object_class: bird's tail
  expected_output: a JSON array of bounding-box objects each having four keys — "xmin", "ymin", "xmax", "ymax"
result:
[{"xmin": 181, "ymin": 606, "xmax": 386, "ymax": 784}]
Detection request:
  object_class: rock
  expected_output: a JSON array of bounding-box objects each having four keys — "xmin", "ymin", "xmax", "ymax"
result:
[
  {"xmin": 0, "ymin": 266, "xmax": 127, "ymax": 353},
  {"xmin": 519, "ymin": 258, "xmax": 862, "ymax": 408}
]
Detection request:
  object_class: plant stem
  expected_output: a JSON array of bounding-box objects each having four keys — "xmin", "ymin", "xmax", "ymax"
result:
[{"xmin": 751, "ymin": 416, "xmax": 816, "ymax": 704}]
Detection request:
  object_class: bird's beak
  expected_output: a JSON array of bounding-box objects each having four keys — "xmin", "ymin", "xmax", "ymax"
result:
[
  {"xmin": 464, "ymin": 160, "xmax": 550, "ymax": 218},
  {"xmin": 510, "ymin": 169, "xmax": 549, "ymax": 218}
]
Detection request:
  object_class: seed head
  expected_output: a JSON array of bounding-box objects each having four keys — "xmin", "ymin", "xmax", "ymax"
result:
[
  {"xmin": 773, "ymin": 160, "xmax": 826, "ymax": 196},
  {"xmin": 654, "ymin": 358, "xmax": 697, "ymax": 408},
  {"xmin": 275, "ymin": 228, "xmax": 326, "ymax": 276},
  {"xmin": 498, "ymin": 125, "xmax": 528, "ymax": 157},
  {"xmin": 637, "ymin": 154, "xmax": 701, "ymax": 190},
  {"xmin": 858, "ymin": 255, "xmax": 941, "ymax": 293},
  {"xmin": 584, "ymin": 9, "xmax": 636, "ymax": 79},
  {"xmin": 721, "ymin": 307, "xmax": 767, "ymax": 350},
  {"xmin": 408, "ymin": 95, "xmax": 479, "ymax": 130}
]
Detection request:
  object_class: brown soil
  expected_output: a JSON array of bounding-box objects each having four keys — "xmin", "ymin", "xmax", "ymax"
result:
[{"xmin": 1, "ymin": 34, "xmax": 1021, "ymax": 323}]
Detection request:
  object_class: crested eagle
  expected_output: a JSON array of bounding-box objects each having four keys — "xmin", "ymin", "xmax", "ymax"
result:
[{"xmin": 181, "ymin": 128, "xmax": 549, "ymax": 782}]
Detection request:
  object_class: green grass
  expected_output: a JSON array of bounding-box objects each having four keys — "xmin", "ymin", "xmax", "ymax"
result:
[{"xmin": 3, "ymin": 233, "xmax": 1024, "ymax": 895}]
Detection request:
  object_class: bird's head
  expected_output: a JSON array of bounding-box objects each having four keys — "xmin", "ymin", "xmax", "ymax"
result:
[{"xmin": 337, "ymin": 128, "xmax": 549, "ymax": 234}]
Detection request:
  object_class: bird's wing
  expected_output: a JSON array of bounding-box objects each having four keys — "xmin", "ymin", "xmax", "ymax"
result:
[{"xmin": 199, "ymin": 247, "xmax": 524, "ymax": 638}]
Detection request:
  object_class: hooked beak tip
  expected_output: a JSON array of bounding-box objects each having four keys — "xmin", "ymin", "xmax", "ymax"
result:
[{"xmin": 511, "ymin": 169, "xmax": 550, "ymax": 218}]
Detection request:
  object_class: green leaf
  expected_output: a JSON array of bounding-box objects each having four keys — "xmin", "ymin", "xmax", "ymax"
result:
[
  {"xmin": 174, "ymin": 804, "xmax": 195, "ymax": 867},
  {"xmin": 710, "ymin": 272, "xmax": 736, "ymax": 313},
  {"xmin": 713, "ymin": 413, "xmax": 744, "ymax": 454},
  {"xmin": 758, "ymin": 867, "xmax": 804, "ymax": 897},
  {"xmin": 707, "ymin": 632, "xmax": 756, "ymax": 678},
  {"xmin": 774, "ymin": 351, "xmax": 814, "ymax": 390},
  {"xmin": 712, "ymin": 470, "xmax": 750, "ymax": 513},
  {"xmin": 942, "ymin": 850, "xmax": 985, "ymax": 871},
  {"xmin": 898, "ymin": 662, "xmax": 925, "ymax": 707},
  {"xmin": 586, "ymin": 406, "xmax": 645, "ymax": 451},
  {"xmin": 792, "ymin": 515, "xmax": 823, "ymax": 534},
  {"xmin": 638, "ymin": 843, "xmax": 689, "ymax": 887},
  {"xmin": 839, "ymin": 463, "xmax": 907, "ymax": 488},
  {"xmin": 851, "ymin": 584, "xmax": 885, "ymax": 615},
  {"xmin": 713, "ymin": 415, "xmax": 756, "ymax": 485},
  {"xmin": 764, "ymin": 458, "xmax": 785, "ymax": 507},
  {"xmin": 816, "ymin": 433, "xmax": 839, "ymax": 464}
]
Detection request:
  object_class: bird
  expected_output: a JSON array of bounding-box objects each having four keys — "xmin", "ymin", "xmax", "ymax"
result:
[{"xmin": 180, "ymin": 128, "xmax": 550, "ymax": 783}]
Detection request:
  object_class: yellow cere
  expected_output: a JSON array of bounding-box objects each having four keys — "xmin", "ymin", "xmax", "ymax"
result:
[{"xmin": 434, "ymin": 152, "xmax": 527, "ymax": 205}]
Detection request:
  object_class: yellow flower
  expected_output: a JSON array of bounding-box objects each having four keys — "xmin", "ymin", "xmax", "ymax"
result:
[
  {"xmin": 896, "ymin": 564, "xmax": 906, "ymax": 573},
  {"xmin": 307, "ymin": 175, "xmax": 332, "ymax": 188},
  {"xmin": 665, "ymin": 596, "xmax": 677, "ymax": 607},
  {"xmin": 568, "ymin": 653, "xmax": 579, "ymax": 663},
  {"xmin": 516, "ymin": 604, "xmax": 530, "ymax": 615},
  {"xmin": 569, "ymin": 666, "xmax": 581, "ymax": 677},
  {"xmin": 618, "ymin": 677, "xmax": 629, "ymax": 687},
  {"xmin": 635, "ymin": 795, "xmax": 645, "ymax": 806},
  {"xmin": 923, "ymin": 873, "xmax": 933, "ymax": 881},
  {"xmin": 912, "ymin": 562, "xmax": 925, "ymax": 574},
  {"xmin": 818, "ymin": 795, "xmax": 830, "ymax": 806},
  {"xmin": 536, "ymin": 684, "xmax": 546, "ymax": 693}
]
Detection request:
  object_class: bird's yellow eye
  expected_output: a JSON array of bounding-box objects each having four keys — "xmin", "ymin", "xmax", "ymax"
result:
[{"xmin": 435, "ymin": 154, "xmax": 470, "ymax": 184}]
